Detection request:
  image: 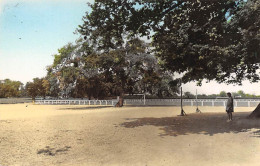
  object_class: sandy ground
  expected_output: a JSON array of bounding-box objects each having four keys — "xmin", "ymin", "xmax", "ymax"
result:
[{"xmin": 0, "ymin": 104, "xmax": 260, "ymax": 166}]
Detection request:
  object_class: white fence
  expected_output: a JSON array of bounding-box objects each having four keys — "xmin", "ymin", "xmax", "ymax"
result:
[
  {"xmin": 34, "ymin": 99, "xmax": 260, "ymax": 107},
  {"xmin": 124, "ymin": 99, "xmax": 260, "ymax": 107},
  {"xmin": 35, "ymin": 99, "xmax": 118, "ymax": 106}
]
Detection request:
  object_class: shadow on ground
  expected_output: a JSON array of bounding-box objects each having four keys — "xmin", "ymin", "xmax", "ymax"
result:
[
  {"xmin": 60, "ymin": 106, "xmax": 112, "ymax": 110},
  {"xmin": 120, "ymin": 112, "xmax": 260, "ymax": 137},
  {"xmin": 37, "ymin": 146, "xmax": 71, "ymax": 156}
]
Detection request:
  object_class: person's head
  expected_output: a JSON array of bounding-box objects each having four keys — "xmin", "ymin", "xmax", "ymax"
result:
[{"xmin": 227, "ymin": 92, "xmax": 232, "ymax": 97}]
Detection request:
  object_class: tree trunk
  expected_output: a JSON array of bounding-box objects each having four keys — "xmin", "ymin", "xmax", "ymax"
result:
[
  {"xmin": 248, "ymin": 103, "xmax": 260, "ymax": 118},
  {"xmin": 32, "ymin": 96, "xmax": 36, "ymax": 104},
  {"xmin": 115, "ymin": 93, "xmax": 124, "ymax": 107},
  {"xmin": 119, "ymin": 94, "xmax": 124, "ymax": 107}
]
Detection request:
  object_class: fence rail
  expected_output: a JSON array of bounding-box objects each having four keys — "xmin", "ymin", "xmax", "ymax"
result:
[
  {"xmin": 124, "ymin": 99, "xmax": 260, "ymax": 107},
  {"xmin": 34, "ymin": 99, "xmax": 260, "ymax": 107},
  {"xmin": 35, "ymin": 99, "xmax": 118, "ymax": 106}
]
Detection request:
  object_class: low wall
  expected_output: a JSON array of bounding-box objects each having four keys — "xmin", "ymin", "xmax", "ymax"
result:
[{"xmin": 0, "ymin": 98, "xmax": 32, "ymax": 104}]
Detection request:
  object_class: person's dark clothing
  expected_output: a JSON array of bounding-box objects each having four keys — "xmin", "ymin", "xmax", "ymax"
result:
[{"xmin": 226, "ymin": 97, "xmax": 234, "ymax": 113}]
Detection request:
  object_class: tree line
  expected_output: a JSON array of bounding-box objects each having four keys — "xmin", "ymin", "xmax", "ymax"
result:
[
  {"xmin": 183, "ymin": 90, "xmax": 260, "ymax": 99},
  {"xmin": 0, "ymin": 79, "xmax": 25, "ymax": 98},
  {"xmin": 1, "ymin": 78, "xmax": 259, "ymax": 100}
]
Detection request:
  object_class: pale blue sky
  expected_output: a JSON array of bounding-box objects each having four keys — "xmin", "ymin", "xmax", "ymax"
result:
[
  {"xmin": 0, "ymin": 0, "xmax": 259, "ymax": 95},
  {"xmin": 0, "ymin": 0, "xmax": 92, "ymax": 83}
]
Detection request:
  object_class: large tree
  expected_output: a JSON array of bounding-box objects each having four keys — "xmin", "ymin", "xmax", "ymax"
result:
[
  {"xmin": 47, "ymin": 43, "xmax": 80, "ymax": 98},
  {"xmin": 47, "ymin": 37, "xmax": 177, "ymax": 103},
  {"xmin": 78, "ymin": 0, "xmax": 259, "ymax": 85}
]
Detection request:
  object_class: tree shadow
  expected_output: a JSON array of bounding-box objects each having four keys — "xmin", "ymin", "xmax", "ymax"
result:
[
  {"xmin": 37, "ymin": 146, "xmax": 71, "ymax": 156},
  {"xmin": 120, "ymin": 112, "xmax": 260, "ymax": 137}
]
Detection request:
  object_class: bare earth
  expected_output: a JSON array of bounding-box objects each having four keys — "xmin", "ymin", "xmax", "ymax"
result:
[{"xmin": 1, "ymin": 104, "xmax": 260, "ymax": 166}]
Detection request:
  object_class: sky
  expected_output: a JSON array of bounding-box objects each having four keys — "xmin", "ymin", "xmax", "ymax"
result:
[
  {"xmin": 0, "ymin": 0, "xmax": 91, "ymax": 83},
  {"xmin": 0, "ymin": 0, "xmax": 259, "ymax": 95}
]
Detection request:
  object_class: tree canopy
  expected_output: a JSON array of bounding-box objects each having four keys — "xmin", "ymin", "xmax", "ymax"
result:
[
  {"xmin": 25, "ymin": 78, "xmax": 49, "ymax": 100},
  {"xmin": 78, "ymin": 0, "xmax": 260, "ymax": 85},
  {"xmin": 46, "ymin": 38, "xmax": 178, "ymax": 100}
]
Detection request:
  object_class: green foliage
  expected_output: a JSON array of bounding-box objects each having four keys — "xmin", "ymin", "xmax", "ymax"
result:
[
  {"xmin": 46, "ymin": 76, "xmax": 60, "ymax": 98},
  {"xmin": 25, "ymin": 78, "xmax": 49, "ymax": 100},
  {"xmin": 78, "ymin": 0, "xmax": 260, "ymax": 85},
  {"xmin": 46, "ymin": 38, "xmax": 178, "ymax": 99},
  {"xmin": 187, "ymin": 90, "xmax": 260, "ymax": 99},
  {"xmin": 80, "ymin": 38, "xmax": 165, "ymax": 98},
  {"xmin": 219, "ymin": 91, "xmax": 227, "ymax": 97},
  {"xmin": 52, "ymin": 43, "xmax": 77, "ymax": 68},
  {"xmin": 0, "ymin": 79, "xmax": 23, "ymax": 98},
  {"xmin": 184, "ymin": 92, "xmax": 195, "ymax": 99}
]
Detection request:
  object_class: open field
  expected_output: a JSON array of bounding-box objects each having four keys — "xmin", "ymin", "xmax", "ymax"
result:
[{"xmin": 1, "ymin": 104, "xmax": 260, "ymax": 166}]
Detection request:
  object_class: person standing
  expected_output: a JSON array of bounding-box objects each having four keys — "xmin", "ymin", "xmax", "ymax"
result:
[{"xmin": 226, "ymin": 92, "xmax": 234, "ymax": 122}]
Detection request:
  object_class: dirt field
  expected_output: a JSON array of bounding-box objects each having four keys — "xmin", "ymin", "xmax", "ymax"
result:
[{"xmin": 0, "ymin": 104, "xmax": 260, "ymax": 166}]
